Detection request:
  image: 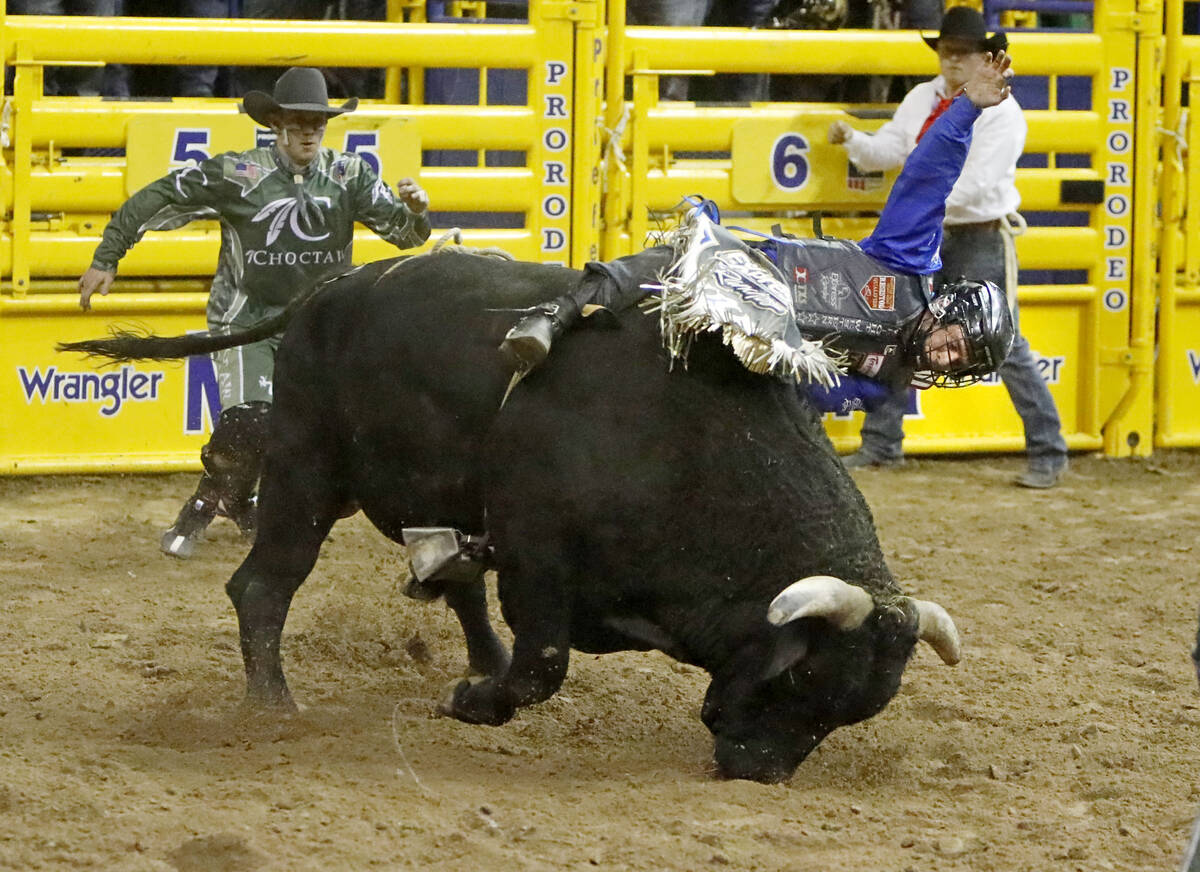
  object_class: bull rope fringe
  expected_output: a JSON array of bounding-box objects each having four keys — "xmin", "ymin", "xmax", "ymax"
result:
[{"xmin": 650, "ymin": 218, "xmax": 845, "ymax": 387}]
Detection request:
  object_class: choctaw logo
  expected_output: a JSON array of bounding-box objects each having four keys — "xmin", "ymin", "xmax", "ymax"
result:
[
  {"xmin": 860, "ymin": 275, "xmax": 896, "ymax": 311},
  {"xmin": 252, "ymin": 195, "xmax": 333, "ymax": 245}
]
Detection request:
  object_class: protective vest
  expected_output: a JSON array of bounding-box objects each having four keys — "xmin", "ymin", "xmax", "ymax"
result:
[{"xmin": 767, "ymin": 236, "xmax": 933, "ymax": 384}]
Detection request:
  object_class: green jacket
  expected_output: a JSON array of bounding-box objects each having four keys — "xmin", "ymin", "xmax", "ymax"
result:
[{"xmin": 92, "ymin": 146, "xmax": 431, "ymax": 327}]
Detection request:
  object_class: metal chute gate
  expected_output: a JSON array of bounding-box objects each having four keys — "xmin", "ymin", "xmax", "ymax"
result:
[{"xmin": 0, "ymin": 0, "xmax": 1186, "ymax": 471}]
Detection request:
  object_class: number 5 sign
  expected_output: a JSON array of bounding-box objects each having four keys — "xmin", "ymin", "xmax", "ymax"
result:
[{"xmin": 125, "ymin": 114, "xmax": 420, "ymax": 195}]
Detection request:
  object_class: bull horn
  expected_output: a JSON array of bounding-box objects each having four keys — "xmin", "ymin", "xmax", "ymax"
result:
[
  {"xmin": 908, "ymin": 598, "xmax": 962, "ymax": 666},
  {"xmin": 767, "ymin": 575, "xmax": 875, "ymax": 631}
]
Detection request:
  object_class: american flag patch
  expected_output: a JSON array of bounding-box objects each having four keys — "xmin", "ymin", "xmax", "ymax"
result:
[{"xmin": 234, "ymin": 161, "xmax": 260, "ymax": 179}]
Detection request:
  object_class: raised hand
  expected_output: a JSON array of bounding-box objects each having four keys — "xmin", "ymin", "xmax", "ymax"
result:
[
  {"xmin": 963, "ymin": 50, "xmax": 1014, "ymax": 109},
  {"xmin": 395, "ymin": 177, "xmax": 429, "ymax": 213},
  {"xmin": 828, "ymin": 120, "xmax": 854, "ymax": 145}
]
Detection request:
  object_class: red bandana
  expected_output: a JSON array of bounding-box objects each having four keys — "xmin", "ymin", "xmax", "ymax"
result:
[{"xmin": 916, "ymin": 93, "xmax": 961, "ymax": 143}]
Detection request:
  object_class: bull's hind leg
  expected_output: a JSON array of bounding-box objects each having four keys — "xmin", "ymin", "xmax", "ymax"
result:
[
  {"xmin": 225, "ymin": 449, "xmax": 341, "ymax": 711},
  {"xmin": 441, "ymin": 552, "xmax": 571, "ymax": 726},
  {"xmin": 441, "ymin": 580, "xmax": 511, "ymax": 678}
]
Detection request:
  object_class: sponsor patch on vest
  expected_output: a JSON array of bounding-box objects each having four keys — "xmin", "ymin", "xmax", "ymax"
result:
[
  {"xmin": 818, "ymin": 273, "xmax": 852, "ymax": 306},
  {"xmin": 859, "ymin": 352, "xmax": 885, "ymax": 377},
  {"xmin": 860, "ymin": 275, "xmax": 896, "ymax": 311},
  {"xmin": 793, "ymin": 266, "xmax": 808, "ymax": 284}
]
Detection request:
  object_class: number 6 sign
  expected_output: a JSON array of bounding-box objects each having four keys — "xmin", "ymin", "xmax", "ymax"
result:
[{"xmin": 771, "ymin": 133, "xmax": 810, "ymax": 191}]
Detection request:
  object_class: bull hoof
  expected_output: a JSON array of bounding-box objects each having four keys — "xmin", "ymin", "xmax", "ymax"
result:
[{"xmin": 437, "ymin": 677, "xmax": 513, "ymax": 726}]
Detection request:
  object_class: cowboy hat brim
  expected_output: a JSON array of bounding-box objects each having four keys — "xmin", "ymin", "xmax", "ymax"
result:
[
  {"xmin": 242, "ymin": 92, "xmax": 359, "ymax": 128},
  {"xmin": 923, "ymin": 32, "xmax": 1009, "ymax": 53}
]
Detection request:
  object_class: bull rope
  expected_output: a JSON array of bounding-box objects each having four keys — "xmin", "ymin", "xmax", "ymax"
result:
[
  {"xmin": 390, "ymin": 699, "xmax": 437, "ymax": 795},
  {"xmin": 374, "ymin": 227, "xmax": 515, "ymax": 286}
]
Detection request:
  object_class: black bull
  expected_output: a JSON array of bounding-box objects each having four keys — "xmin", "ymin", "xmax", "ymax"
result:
[{"xmin": 61, "ymin": 250, "xmax": 962, "ymax": 782}]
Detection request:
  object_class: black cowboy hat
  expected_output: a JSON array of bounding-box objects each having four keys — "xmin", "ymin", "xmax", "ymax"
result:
[
  {"xmin": 241, "ymin": 67, "xmax": 358, "ymax": 128},
  {"xmin": 922, "ymin": 6, "xmax": 1008, "ymax": 54}
]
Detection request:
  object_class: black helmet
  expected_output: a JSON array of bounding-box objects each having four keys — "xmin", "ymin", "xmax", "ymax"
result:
[{"xmin": 907, "ymin": 279, "xmax": 1015, "ymax": 387}]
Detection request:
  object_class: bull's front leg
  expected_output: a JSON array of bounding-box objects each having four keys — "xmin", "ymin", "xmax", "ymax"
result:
[
  {"xmin": 440, "ymin": 570, "xmax": 569, "ymax": 725},
  {"xmin": 227, "ymin": 563, "xmax": 299, "ymax": 711}
]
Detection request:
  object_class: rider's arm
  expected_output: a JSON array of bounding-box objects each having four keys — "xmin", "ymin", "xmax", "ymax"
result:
[
  {"xmin": 859, "ymin": 95, "xmax": 982, "ymax": 275},
  {"xmin": 945, "ymin": 98, "xmax": 1026, "ymax": 218},
  {"xmin": 802, "ymin": 375, "xmax": 894, "ymax": 415}
]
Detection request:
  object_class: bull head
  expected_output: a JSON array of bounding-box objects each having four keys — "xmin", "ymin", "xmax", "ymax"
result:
[
  {"xmin": 705, "ymin": 575, "xmax": 962, "ymax": 783},
  {"xmin": 768, "ymin": 575, "xmax": 961, "ymax": 665}
]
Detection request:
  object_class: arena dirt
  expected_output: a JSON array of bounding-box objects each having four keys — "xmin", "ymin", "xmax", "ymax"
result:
[{"xmin": 1, "ymin": 451, "xmax": 1198, "ymax": 871}]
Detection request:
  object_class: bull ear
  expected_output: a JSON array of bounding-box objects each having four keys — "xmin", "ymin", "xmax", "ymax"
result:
[
  {"xmin": 762, "ymin": 626, "xmax": 810, "ymax": 681},
  {"xmin": 906, "ymin": 597, "xmax": 962, "ymax": 666},
  {"xmin": 767, "ymin": 575, "xmax": 875, "ymax": 631}
]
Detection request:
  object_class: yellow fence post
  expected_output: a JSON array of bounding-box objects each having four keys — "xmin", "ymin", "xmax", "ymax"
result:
[
  {"xmin": 1099, "ymin": 0, "xmax": 1160, "ymax": 456},
  {"xmin": 570, "ymin": 0, "xmax": 604, "ymax": 264},
  {"xmin": 1154, "ymin": 0, "xmax": 1184, "ymax": 447},
  {"xmin": 9, "ymin": 39, "xmax": 34, "ymax": 298},
  {"xmin": 529, "ymin": 0, "xmax": 582, "ymax": 266},
  {"xmin": 627, "ymin": 48, "xmax": 652, "ymax": 256},
  {"xmin": 387, "ymin": 0, "xmax": 425, "ymax": 104},
  {"xmin": 1186, "ymin": 56, "xmax": 1200, "ymax": 285},
  {"xmin": 601, "ymin": 0, "xmax": 627, "ymax": 260},
  {"xmin": 1153, "ymin": 34, "xmax": 1200, "ymax": 448}
]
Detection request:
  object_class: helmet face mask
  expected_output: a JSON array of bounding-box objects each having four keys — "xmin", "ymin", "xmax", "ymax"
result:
[{"xmin": 908, "ymin": 280, "xmax": 1016, "ymax": 387}]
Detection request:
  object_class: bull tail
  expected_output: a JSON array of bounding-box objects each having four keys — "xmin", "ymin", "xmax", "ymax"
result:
[
  {"xmin": 56, "ymin": 316, "xmax": 285, "ymax": 363},
  {"xmin": 56, "ymin": 272, "xmax": 332, "ymax": 364}
]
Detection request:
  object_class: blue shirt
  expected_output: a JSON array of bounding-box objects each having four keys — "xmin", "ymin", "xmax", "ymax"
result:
[{"xmin": 860, "ymin": 96, "xmax": 982, "ymax": 275}]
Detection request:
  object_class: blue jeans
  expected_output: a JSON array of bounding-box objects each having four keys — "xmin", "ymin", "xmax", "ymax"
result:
[{"xmin": 858, "ymin": 224, "xmax": 1068, "ymax": 468}]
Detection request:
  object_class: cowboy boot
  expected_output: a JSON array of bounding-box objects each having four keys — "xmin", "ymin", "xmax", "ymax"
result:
[
  {"xmin": 160, "ymin": 475, "xmax": 221, "ymax": 559},
  {"xmin": 498, "ymin": 295, "xmax": 582, "ymax": 374}
]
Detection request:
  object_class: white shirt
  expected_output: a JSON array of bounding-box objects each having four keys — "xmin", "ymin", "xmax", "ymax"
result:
[{"xmin": 842, "ymin": 76, "xmax": 1026, "ymax": 226}]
